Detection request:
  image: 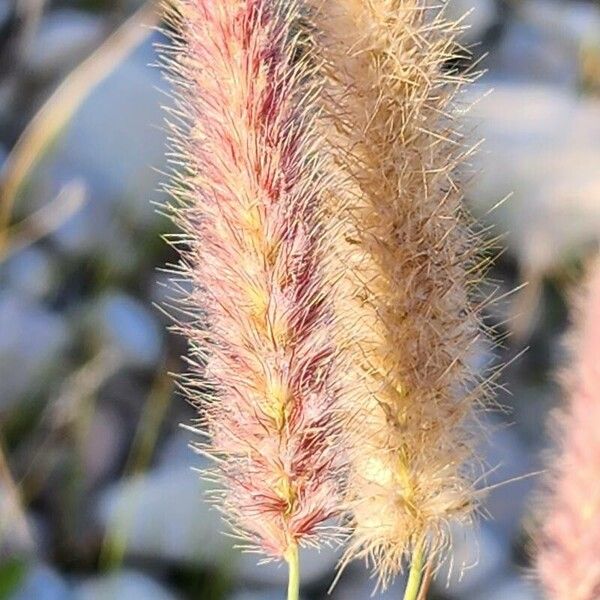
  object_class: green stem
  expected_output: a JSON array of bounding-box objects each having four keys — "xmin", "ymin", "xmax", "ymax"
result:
[
  {"xmin": 285, "ymin": 543, "xmax": 300, "ymax": 600},
  {"xmin": 403, "ymin": 542, "xmax": 425, "ymax": 600}
]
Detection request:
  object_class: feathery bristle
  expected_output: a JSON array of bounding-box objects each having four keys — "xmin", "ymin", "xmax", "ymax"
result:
[
  {"xmin": 160, "ymin": 0, "xmax": 345, "ymax": 560},
  {"xmin": 308, "ymin": 0, "xmax": 487, "ymax": 588},
  {"xmin": 536, "ymin": 259, "xmax": 600, "ymax": 600}
]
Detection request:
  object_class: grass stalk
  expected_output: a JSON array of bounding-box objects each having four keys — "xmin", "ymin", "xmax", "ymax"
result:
[
  {"xmin": 403, "ymin": 542, "xmax": 425, "ymax": 600},
  {"xmin": 286, "ymin": 543, "xmax": 300, "ymax": 600}
]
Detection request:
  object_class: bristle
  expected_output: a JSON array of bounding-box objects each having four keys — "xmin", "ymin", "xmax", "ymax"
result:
[
  {"xmin": 308, "ymin": 0, "xmax": 487, "ymax": 589},
  {"xmin": 536, "ymin": 259, "xmax": 600, "ymax": 600},
  {"xmin": 159, "ymin": 0, "xmax": 345, "ymax": 560}
]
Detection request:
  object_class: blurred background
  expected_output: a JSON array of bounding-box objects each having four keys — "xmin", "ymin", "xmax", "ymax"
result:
[{"xmin": 0, "ymin": 0, "xmax": 598, "ymax": 597}]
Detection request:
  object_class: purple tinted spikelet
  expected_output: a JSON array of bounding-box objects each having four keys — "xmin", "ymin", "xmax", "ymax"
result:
[
  {"xmin": 536, "ymin": 259, "xmax": 600, "ymax": 600},
  {"xmin": 309, "ymin": 0, "xmax": 487, "ymax": 589},
  {"xmin": 160, "ymin": 0, "xmax": 345, "ymax": 560}
]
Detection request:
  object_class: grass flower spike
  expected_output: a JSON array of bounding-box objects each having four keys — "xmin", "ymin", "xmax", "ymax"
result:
[
  {"xmin": 536, "ymin": 259, "xmax": 600, "ymax": 600},
  {"xmin": 160, "ymin": 1, "xmax": 345, "ymax": 595},
  {"xmin": 309, "ymin": 0, "xmax": 486, "ymax": 591}
]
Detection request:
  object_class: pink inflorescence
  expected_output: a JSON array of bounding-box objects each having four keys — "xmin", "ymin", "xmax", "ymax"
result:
[
  {"xmin": 537, "ymin": 259, "xmax": 600, "ymax": 600},
  {"xmin": 162, "ymin": 0, "xmax": 344, "ymax": 559}
]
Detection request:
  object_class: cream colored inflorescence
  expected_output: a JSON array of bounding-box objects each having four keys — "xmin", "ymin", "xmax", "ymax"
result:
[{"xmin": 309, "ymin": 0, "xmax": 488, "ymax": 589}]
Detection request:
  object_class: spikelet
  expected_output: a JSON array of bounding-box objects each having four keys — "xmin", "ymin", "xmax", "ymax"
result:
[
  {"xmin": 160, "ymin": 0, "xmax": 345, "ymax": 561},
  {"xmin": 308, "ymin": 0, "xmax": 486, "ymax": 589},
  {"xmin": 536, "ymin": 259, "xmax": 600, "ymax": 600}
]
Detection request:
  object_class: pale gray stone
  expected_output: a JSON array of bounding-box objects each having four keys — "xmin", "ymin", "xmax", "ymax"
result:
[
  {"xmin": 74, "ymin": 570, "xmax": 180, "ymax": 600},
  {"xmin": 25, "ymin": 9, "xmax": 104, "ymax": 76},
  {"xmin": 0, "ymin": 291, "xmax": 69, "ymax": 411},
  {"xmin": 10, "ymin": 565, "xmax": 74, "ymax": 600},
  {"xmin": 87, "ymin": 292, "xmax": 163, "ymax": 369}
]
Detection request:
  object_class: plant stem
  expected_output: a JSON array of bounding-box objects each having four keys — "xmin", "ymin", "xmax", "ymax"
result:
[
  {"xmin": 0, "ymin": 1, "xmax": 157, "ymax": 254},
  {"xmin": 286, "ymin": 543, "xmax": 300, "ymax": 600},
  {"xmin": 403, "ymin": 541, "xmax": 425, "ymax": 600},
  {"xmin": 417, "ymin": 554, "xmax": 434, "ymax": 600}
]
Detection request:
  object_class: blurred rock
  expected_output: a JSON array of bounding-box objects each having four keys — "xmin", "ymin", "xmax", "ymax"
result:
[
  {"xmin": 87, "ymin": 292, "xmax": 163, "ymax": 369},
  {"xmin": 0, "ymin": 291, "xmax": 69, "ymax": 411},
  {"xmin": 49, "ymin": 177, "xmax": 111, "ymax": 257},
  {"xmin": 238, "ymin": 546, "xmax": 338, "ymax": 588},
  {"xmin": 0, "ymin": 1, "xmax": 10, "ymax": 29},
  {"xmin": 96, "ymin": 465, "xmax": 232, "ymax": 567},
  {"xmin": 74, "ymin": 570, "xmax": 179, "ymax": 600},
  {"xmin": 16, "ymin": 33, "xmax": 169, "ymax": 263},
  {"xmin": 10, "ymin": 564, "xmax": 73, "ymax": 600},
  {"xmin": 47, "ymin": 179, "xmax": 144, "ymax": 278},
  {"xmin": 46, "ymin": 35, "xmax": 168, "ymax": 232},
  {"xmin": 470, "ymin": 576, "xmax": 543, "ymax": 600},
  {"xmin": 433, "ymin": 523, "xmax": 510, "ymax": 598},
  {"xmin": 446, "ymin": 0, "xmax": 499, "ymax": 46},
  {"xmin": 157, "ymin": 432, "xmax": 194, "ymax": 468},
  {"xmin": 49, "ymin": 187, "xmax": 158, "ymax": 270},
  {"xmin": 467, "ymin": 82, "xmax": 600, "ymax": 277},
  {"xmin": 519, "ymin": 0, "xmax": 600, "ymax": 54},
  {"xmin": 3, "ymin": 246, "xmax": 57, "ymax": 299},
  {"xmin": 488, "ymin": 21, "xmax": 575, "ymax": 85},
  {"xmin": 228, "ymin": 591, "xmax": 286, "ymax": 600},
  {"xmin": 487, "ymin": 0, "xmax": 600, "ymax": 86},
  {"xmin": 25, "ymin": 9, "xmax": 104, "ymax": 77},
  {"xmin": 332, "ymin": 567, "xmax": 406, "ymax": 600}
]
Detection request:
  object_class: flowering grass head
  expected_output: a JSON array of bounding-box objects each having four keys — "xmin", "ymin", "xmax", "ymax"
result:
[
  {"xmin": 308, "ymin": 0, "xmax": 488, "ymax": 589},
  {"xmin": 536, "ymin": 258, "xmax": 600, "ymax": 600},
  {"xmin": 160, "ymin": 0, "xmax": 346, "ymax": 563}
]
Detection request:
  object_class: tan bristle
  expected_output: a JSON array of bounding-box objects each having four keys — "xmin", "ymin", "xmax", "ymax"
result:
[{"xmin": 308, "ymin": 0, "xmax": 489, "ymax": 589}]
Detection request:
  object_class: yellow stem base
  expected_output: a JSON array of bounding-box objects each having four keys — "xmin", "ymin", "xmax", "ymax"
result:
[
  {"xmin": 285, "ymin": 543, "xmax": 300, "ymax": 600},
  {"xmin": 403, "ymin": 543, "xmax": 425, "ymax": 600}
]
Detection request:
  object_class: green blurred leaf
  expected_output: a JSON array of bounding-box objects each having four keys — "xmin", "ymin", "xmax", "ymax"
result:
[{"xmin": 0, "ymin": 559, "xmax": 28, "ymax": 599}]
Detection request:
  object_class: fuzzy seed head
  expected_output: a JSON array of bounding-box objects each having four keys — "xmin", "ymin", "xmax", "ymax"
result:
[
  {"xmin": 536, "ymin": 259, "xmax": 600, "ymax": 600},
  {"xmin": 309, "ymin": 0, "xmax": 487, "ymax": 588},
  {"xmin": 161, "ymin": 0, "xmax": 345, "ymax": 560}
]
